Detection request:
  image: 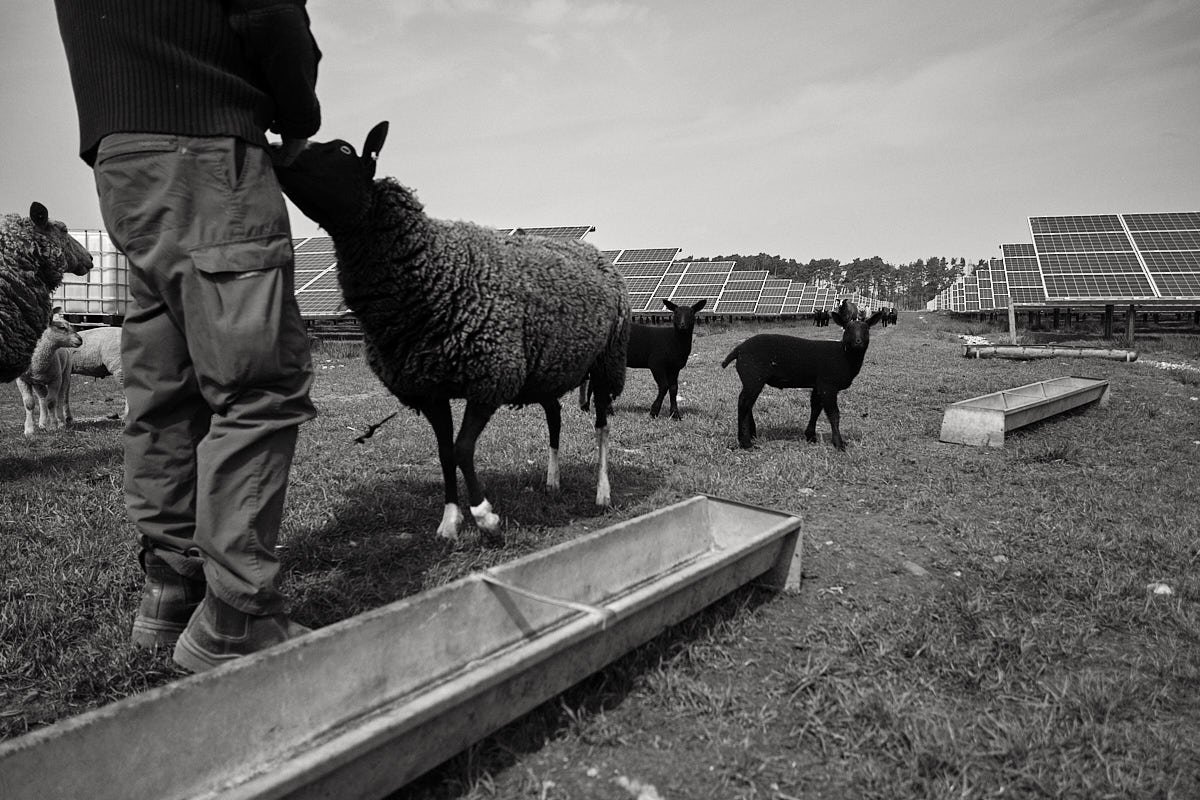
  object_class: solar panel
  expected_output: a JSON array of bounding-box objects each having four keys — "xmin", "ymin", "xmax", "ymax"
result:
[
  {"xmin": 976, "ymin": 266, "xmax": 994, "ymax": 311},
  {"xmin": 1002, "ymin": 242, "xmax": 1045, "ymax": 305},
  {"xmin": 627, "ymin": 293, "xmax": 656, "ymax": 312},
  {"xmin": 665, "ymin": 261, "xmax": 732, "ymax": 308},
  {"xmin": 783, "ymin": 285, "xmax": 807, "ymax": 314},
  {"xmin": 656, "ymin": 273, "xmax": 682, "ymax": 292},
  {"xmin": 1142, "ymin": 252, "xmax": 1200, "ymax": 271},
  {"xmin": 1123, "ymin": 212, "xmax": 1200, "ymax": 299},
  {"xmin": 718, "ymin": 290, "xmax": 762, "ymax": 302},
  {"xmin": 715, "ymin": 301, "xmax": 758, "ymax": 315},
  {"xmin": 294, "ymin": 236, "xmax": 335, "ymax": 254},
  {"xmin": 295, "ymin": 292, "xmax": 348, "ymax": 317},
  {"xmin": 714, "ymin": 269, "xmax": 766, "ymax": 315},
  {"xmin": 613, "ymin": 258, "xmax": 672, "ymax": 311},
  {"xmin": 760, "ymin": 280, "xmax": 789, "ymax": 297},
  {"xmin": 1029, "ymin": 215, "xmax": 1171, "ymax": 302},
  {"xmin": 295, "ymin": 251, "xmax": 338, "ymax": 270},
  {"xmin": 623, "ymin": 276, "xmax": 664, "ymax": 293},
  {"xmin": 1001, "ymin": 243, "xmax": 1036, "ymax": 258},
  {"xmin": 508, "ymin": 226, "xmax": 594, "ymax": 240},
  {"xmin": 964, "ymin": 274, "xmax": 980, "ymax": 312},
  {"xmin": 1030, "ymin": 216, "xmax": 1122, "ymax": 235},
  {"xmin": 1123, "ymin": 212, "xmax": 1200, "ymax": 231},
  {"xmin": 617, "ymin": 248, "xmax": 682, "ymax": 263},
  {"xmin": 1152, "ymin": 273, "xmax": 1200, "ymax": 295}
]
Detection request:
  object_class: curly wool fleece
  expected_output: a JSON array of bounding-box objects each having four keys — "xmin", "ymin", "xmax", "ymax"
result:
[
  {"xmin": 336, "ymin": 179, "xmax": 629, "ymax": 410},
  {"xmin": 0, "ymin": 211, "xmax": 93, "ymax": 382}
]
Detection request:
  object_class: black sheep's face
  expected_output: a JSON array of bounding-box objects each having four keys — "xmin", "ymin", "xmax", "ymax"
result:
[
  {"xmin": 275, "ymin": 121, "xmax": 390, "ymax": 233},
  {"xmin": 837, "ymin": 309, "xmax": 884, "ymax": 352},
  {"xmin": 663, "ymin": 298, "xmax": 706, "ymax": 333}
]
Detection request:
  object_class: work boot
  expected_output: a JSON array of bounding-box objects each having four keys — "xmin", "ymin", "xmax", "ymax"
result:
[
  {"xmin": 131, "ymin": 552, "xmax": 206, "ymax": 648},
  {"xmin": 173, "ymin": 590, "xmax": 310, "ymax": 673}
]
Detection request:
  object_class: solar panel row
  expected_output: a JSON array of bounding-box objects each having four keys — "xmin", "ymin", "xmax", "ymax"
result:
[
  {"xmin": 937, "ymin": 211, "xmax": 1200, "ymax": 311},
  {"xmin": 292, "ymin": 231, "xmax": 883, "ymax": 319},
  {"xmin": 1031, "ymin": 212, "xmax": 1200, "ymax": 302},
  {"xmin": 287, "ymin": 234, "xmax": 891, "ymax": 320}
]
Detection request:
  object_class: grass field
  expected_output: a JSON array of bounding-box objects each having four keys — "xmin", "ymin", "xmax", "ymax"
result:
[{"xmin": 2, "ymin": 312, "xmax": 1199, "ymax": 799}]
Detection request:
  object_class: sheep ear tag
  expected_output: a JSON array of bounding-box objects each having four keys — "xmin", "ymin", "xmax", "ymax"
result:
[{"xmin": 362, "ymin": 121, "xmax": 389, "ymax": 178}]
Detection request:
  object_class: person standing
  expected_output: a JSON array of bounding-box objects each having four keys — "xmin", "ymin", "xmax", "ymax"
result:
[{"xmin": 54, "ymin": 0, "xmax": 322, "ymax": 672}]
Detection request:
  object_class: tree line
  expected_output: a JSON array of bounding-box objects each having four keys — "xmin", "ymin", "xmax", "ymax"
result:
[{"xmin": 678, "ymin": 253, "xmax": 981, "ymax": 311}]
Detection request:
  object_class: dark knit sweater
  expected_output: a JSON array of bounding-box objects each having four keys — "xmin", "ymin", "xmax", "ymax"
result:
[{"xmin": 55, "ymin": 0, "xmax": 321, "ymax": 165}]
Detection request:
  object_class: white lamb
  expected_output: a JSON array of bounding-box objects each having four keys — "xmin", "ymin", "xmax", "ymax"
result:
[
  {"xmin": 16, "ymin": 308, "xmax": 83, "ymax": 435},
  {"xmin": 69, "ymin": 325, "xmax": 127, "ymax": 418}
]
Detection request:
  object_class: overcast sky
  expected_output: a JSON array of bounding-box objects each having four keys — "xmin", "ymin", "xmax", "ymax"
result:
[{"xmin": 3, "ymin": 0, "xmax": 1198, "ymax": 264}]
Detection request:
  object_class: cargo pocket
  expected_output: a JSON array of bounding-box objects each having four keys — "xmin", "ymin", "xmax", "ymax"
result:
[
  {"xmin": 186, "ymin": 234, "xmax": 304, "ymax": 407},
  {"xmin": 190, "ymin": 234, "xmax": 293, "ymax": 276}
]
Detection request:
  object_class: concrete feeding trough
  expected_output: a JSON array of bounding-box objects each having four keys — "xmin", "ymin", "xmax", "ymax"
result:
[
  {"xmin": 963, "ymin": 344, "xmax": 1138, "ymax": 362},
  {"xmin": 939, "ymin": 375, "xmax": 1111, "ymax": 447},
  {"xmin": 0, "ymin": 495, "xmax": 802, "ymax": 800}
]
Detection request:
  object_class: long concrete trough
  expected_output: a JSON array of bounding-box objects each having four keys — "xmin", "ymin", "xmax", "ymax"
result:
[
  {"xmin": 939, "ymin": 375, "xmax": 1110, "ymax": 447},
  {"xmin": 0, "ymin": 495, "xmax": 803, "ymax": 800}
]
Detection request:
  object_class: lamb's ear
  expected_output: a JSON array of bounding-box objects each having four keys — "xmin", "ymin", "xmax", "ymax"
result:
[
  {"xmin": 362, "ymin": 121, "xmax": 389, "ymax": 178},
  {"xmin": 866, "ymin": 309, "xmax": 885, "ymax": 327},
  {"xmin": 662, "ymin": 299, "xmax": 678, "ymax": 311},
  {"xmin": 691, "ymin": 299, "xmax": 707, "ymax": 312},
  {"xmin": 831, "ymin": 310, "xmax": 846, "ymax": 327},
  {"xmin": 30, "ymin": 202, "xmax": 49, "ymax": 227}
]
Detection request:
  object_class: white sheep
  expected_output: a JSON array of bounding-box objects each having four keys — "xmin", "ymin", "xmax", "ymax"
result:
[
  {"xmin": 276, "ymin": 122, "xmax": 631, "ymax": 544},
  {"xmin": 69, "ymin": 325, "xmax": 127, "ymax": 418},
  {"xmin": 16, "ymin": 308, "xmax": 83, "ymax": 436},
  {"xmin": 0, "ymin": 202, "xmax": 93, "ymax": 382}
]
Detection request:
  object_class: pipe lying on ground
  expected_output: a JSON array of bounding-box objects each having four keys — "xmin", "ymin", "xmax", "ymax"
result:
[{"xmin": 963, "ymin": 344, "xmax": 1138, "ymax": 362}]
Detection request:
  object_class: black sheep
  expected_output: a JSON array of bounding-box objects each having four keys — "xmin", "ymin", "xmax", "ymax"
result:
[
  {"xmin": 721, "ymin": 307, "xmax": 884, "ymax": 450},
  {"xmin": 627, "ymin": 298, "xmax": 706, "ymax": 420},
  {"xmin": 578, "ymin": 298, "xmax": 705, "ymax": 420},
  {"xmin": 276, "ymin": 122, "xmax": 629, "ymax": 543}
]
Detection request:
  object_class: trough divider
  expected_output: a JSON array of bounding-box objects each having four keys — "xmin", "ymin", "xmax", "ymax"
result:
[{"xmin": 479, "ymin": 571, "xmax": 618, "ymax": 628}]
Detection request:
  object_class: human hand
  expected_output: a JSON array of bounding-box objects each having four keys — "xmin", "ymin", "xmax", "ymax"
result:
[{"xmin": 272, "ymin": 137, "xmax": 309, "ymax": 166}]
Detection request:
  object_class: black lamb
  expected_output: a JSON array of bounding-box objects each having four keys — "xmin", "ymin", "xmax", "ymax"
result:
[
  {"xmin": 721, "ymin": 307, "xmax": 884, "ymax": 450},
  {"xmin": 276, "ymin": 122, "xmax": 630, "ymax": 544},
  {"xmin": 582, "ymin": 298, "xmax": 705, "ymax": 420}
]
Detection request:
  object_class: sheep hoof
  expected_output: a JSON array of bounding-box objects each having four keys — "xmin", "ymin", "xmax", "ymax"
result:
[
  {"xmin": 470, "ymin": 500, "xmax": 501, "ymax": 534},
  {"xmin": 436, "ymin": 504, "xmax": 462, "ymax": 541}
]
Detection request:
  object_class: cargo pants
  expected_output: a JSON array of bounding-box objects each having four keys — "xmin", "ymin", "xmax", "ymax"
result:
[{"xmin": 93, "ymin": 133, "xmax": 317, "ymax": 616}]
